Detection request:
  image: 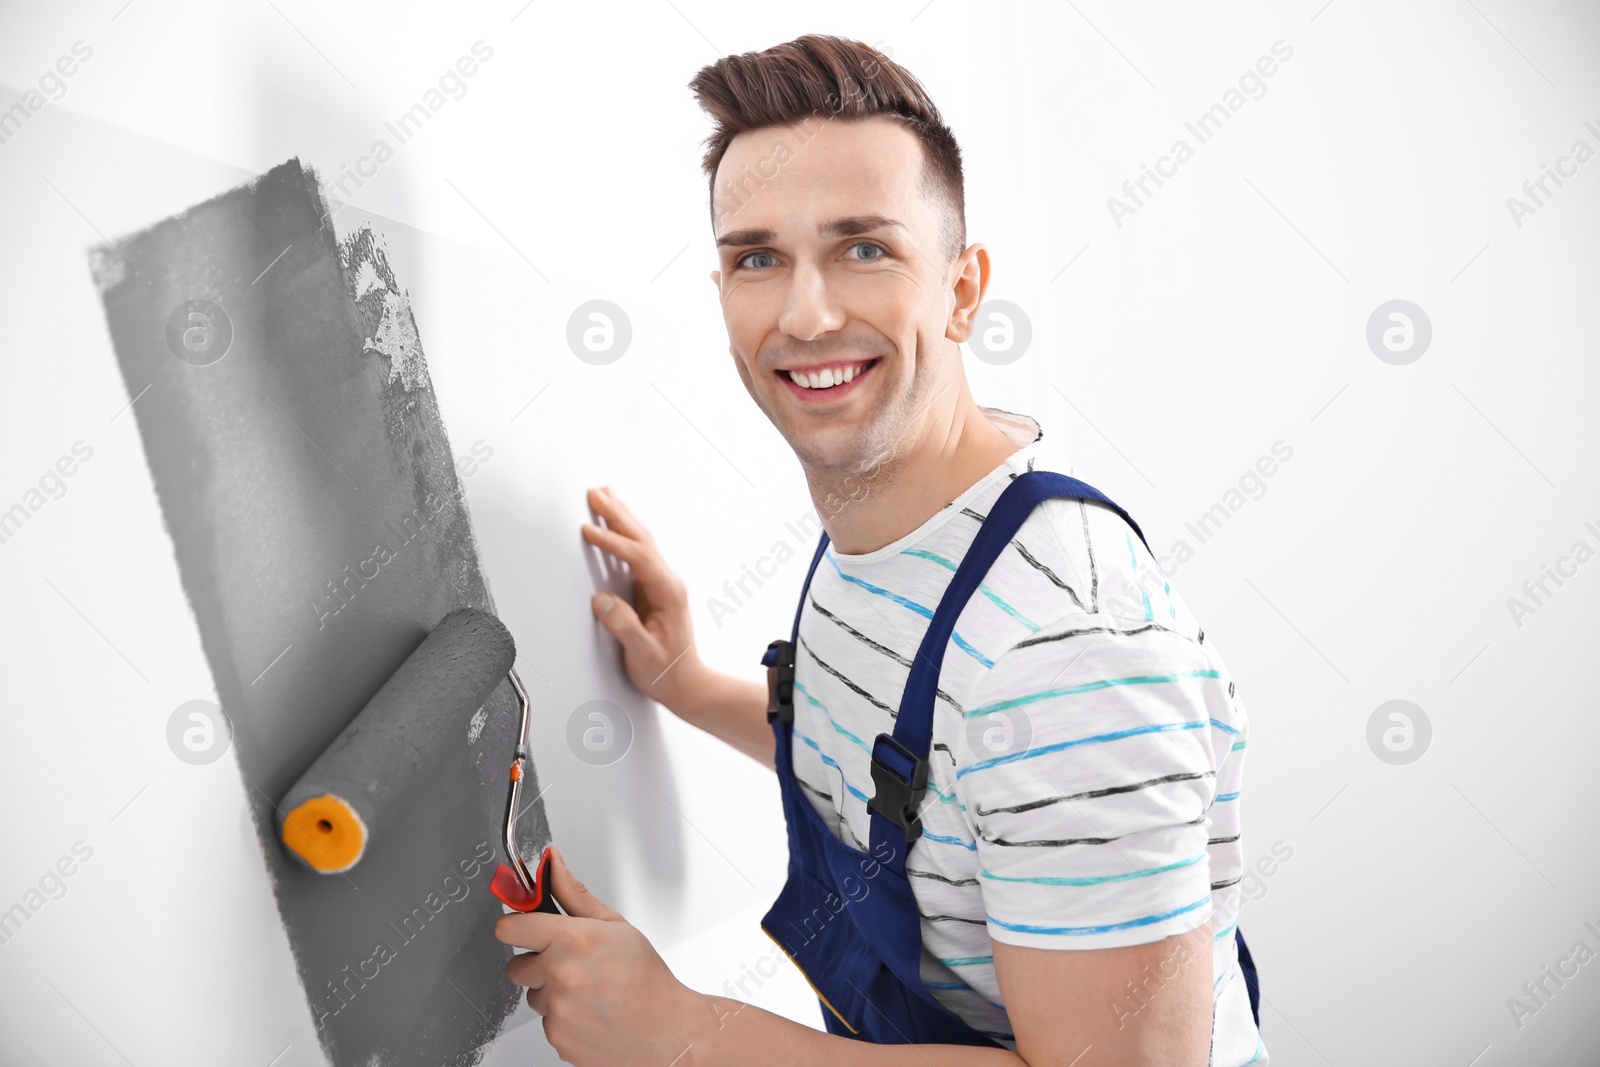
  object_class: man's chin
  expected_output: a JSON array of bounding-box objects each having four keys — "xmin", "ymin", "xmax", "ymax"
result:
[
  {"xmin": 782, "ymin": 426, "xmax": 885, "ymax": 477},
  {"xmin": 758, "ymin": 386, "xmax": 895, "ymax": 475}
]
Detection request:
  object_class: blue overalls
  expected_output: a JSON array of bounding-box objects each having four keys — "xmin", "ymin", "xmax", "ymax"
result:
[{"xmin": 760, "ymin": 469, "xmax": 1262, "ymax": 1045}]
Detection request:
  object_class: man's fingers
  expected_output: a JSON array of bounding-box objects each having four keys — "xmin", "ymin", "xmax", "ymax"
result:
[
  {"xmin": 494, "ymin": 912, "xmax": 561, "ymax": 952},
  {"xmin": 506, "ymin": 944, "xmax": 549, "ymax": 991},
  {"xmin": 582, "ymin": 492, "xmax": 690, "ymax": 615},
  {"xmin": 587, "ymin": 486, "xmax": 652, "ymax": 542},
  {"xmin": 547, "ymin": 846, "xmax": 622, "ymax": 922},
  {"xmin": 581, "ymin": 521, "xmax": 648, "ymax": 568},
  {"xmin": 592, "ymin": 592, "xmax": 649, "ymax": 647},
  {"xmin": 582, "ymin": 523, "xmax": 675, "ymax": 592}
]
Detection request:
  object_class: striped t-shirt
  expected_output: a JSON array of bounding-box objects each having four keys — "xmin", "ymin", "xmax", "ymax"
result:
[{"xmin": 787, "ymin": 408, "xmax": 1267, "ymax": 1064}]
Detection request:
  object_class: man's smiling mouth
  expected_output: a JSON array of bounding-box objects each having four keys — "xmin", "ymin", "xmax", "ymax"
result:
[{"xmin": 778, "ymin": 358, "xmax": 879, "ymax": 391}]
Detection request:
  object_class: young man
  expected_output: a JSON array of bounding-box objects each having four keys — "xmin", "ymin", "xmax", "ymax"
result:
[{"xmin": 495, "ymin": 35, "xmax": 1266, "ymax": 1067}]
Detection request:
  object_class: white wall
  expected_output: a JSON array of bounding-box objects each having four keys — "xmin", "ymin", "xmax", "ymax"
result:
[{"xmin": 1, "ymin": 1, "xmax": 1596, "ymax": 1064}]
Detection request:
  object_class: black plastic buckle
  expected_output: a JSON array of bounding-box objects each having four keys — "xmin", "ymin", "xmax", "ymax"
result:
[
  {"xmin": 764, "ymin": 639, "xmax": 796, "ymax": 724},
  {"xmin": 868, "ymin": 733, "xmax": 928, "ymax": 842}
]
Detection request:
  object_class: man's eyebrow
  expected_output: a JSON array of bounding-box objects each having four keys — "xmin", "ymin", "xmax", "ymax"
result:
[
  {"xmin": 819, "ymin": 214, "xmax": 908, "ymax": 239},
  {"xmin": 715, "ymin": 227, "xmax": 775, "ymax": 249},
  {"xmin": 714, "ymin": 215, "xmax": 910, "ymax": 249}
]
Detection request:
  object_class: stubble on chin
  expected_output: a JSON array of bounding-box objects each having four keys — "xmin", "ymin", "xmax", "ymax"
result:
[
  {"xmin": 756, "ymin": 341, "xmax": 935, "ymax": 508},
  {"xmin": 792, "ymin": 392, "xmax": 914, "ymax": 519}
]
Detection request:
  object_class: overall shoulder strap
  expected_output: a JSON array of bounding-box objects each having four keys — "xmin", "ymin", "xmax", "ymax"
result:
[
  {"xmin": 791, "ymin": 533, "xmax": 831, "ymax": 642},
  {"xmin": 868, "ymin": 470, "xmax": 1149, "ymax": 866},
  {"xmin": 757, "ymin": 531, "xmax": 829, "ymax": 659},
  {"xmin": 759, "ymin": 532, "xmax": 832, "ymax": 722}
]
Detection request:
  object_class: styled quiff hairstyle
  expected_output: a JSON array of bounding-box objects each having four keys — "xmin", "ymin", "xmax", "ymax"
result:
[{"xmin": 689, "ymin": 34, "xmax": 967, "ymax": 263}]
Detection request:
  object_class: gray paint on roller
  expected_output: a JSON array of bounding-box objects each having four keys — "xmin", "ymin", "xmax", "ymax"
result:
[
  {"xmin": 91, "ymin": 158, "xmax": 550, "ymax": 1066},
  {"xmin": 279, "ymin": 608, "xmax": 517, "ymax": 857}
]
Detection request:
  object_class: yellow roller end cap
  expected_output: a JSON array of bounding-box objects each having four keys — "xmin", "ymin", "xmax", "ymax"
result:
[{"xmin": 281, "ymin": 794, "xmax": 366, "ymax": 873}]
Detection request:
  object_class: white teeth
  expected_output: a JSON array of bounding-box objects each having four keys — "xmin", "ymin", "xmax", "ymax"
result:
[{"xmin": 788, "ymin": 362, "xmax": 866, "ymax": 389}]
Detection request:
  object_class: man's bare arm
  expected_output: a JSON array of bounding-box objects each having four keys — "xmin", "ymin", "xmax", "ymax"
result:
[{"xmin": 996, "ymin": 926, "xmax": 1214, "ymax": 1067}]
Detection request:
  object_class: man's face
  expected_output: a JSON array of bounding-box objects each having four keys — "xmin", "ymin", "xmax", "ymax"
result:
[{"xmin": 709, "ymin": 116, "xmax": 973, "ymax": 475}]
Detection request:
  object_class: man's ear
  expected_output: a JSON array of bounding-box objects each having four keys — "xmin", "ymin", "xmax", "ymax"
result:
[{"xmin": 945, "ymin": 244, "xmax": 990, "ymax": 344}]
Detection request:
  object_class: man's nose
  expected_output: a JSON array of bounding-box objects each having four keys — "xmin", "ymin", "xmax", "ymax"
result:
[{"xmin": 777, "ymin": 260, "xmax": 847, "ymax": 342}]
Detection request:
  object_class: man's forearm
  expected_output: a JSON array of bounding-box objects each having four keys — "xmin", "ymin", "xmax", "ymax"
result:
[
  {"xmin": 671, "ymin": 664, "xmax": 774, "ymax": 769},
  {"xmin": 681, "ymin": 994, "xmax": 1024, "ymax": 1067}
]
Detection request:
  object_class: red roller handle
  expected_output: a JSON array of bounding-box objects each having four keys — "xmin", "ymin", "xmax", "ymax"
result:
[{"xmin": 491, "ymin": 845, "xmax": 560, "ymax": 914}]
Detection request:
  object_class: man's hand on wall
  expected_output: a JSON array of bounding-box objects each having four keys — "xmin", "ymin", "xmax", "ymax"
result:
[
  {"xmin": 580, "ymin": 486, "xmax": 776, "ymax": 767},
  {"xmin": 581, "ymin": 486, "xmax": 705, "ymax": 712}
]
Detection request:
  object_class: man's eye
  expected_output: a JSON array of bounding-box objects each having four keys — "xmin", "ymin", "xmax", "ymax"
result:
[
  {"xmin": 737, "ymin": 251, "xmax": 777, "ymax": 269},
  {"xmin": 846, "ymin": 242, "xmax": 887, "ymax": 261}
]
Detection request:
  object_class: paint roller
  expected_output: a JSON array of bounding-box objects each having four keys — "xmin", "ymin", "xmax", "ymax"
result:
[{"xmin": 277, "ymin": 607, "xmax": 559, "ymax": 913}]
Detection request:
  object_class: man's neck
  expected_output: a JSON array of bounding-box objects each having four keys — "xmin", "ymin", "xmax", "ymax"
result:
[{"xmin": 812, "ymin": 394, "xmax": 1023, "ymax": 555}]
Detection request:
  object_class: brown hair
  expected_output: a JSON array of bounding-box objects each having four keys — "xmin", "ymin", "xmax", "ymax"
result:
[{"xmin": 689, "ymin": 34, "xmax": 966, "ymax": 262}]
